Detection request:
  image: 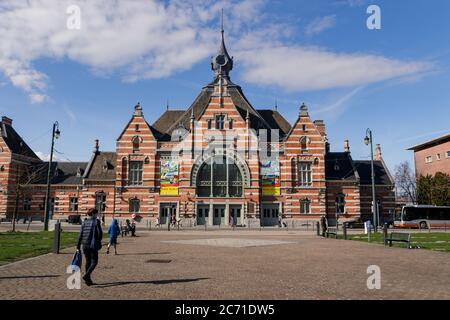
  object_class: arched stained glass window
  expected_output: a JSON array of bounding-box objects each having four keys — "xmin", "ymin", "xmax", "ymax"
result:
[{"xmin": 196, "ymin": 156, "xmax": 243, "ymax": 197}]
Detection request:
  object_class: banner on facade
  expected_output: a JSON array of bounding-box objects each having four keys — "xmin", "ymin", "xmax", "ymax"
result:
[
  {"xmin": 160, "ymin": 159, "xmax": 179, "ymax": 195},
  {"xmin": 261, "ymin": 160, "xmax": 280, "ymax": 196}
]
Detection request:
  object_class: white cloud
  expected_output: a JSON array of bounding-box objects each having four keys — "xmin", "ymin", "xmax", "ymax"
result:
[
  {"xmin": 0, "ymin": 0, "xmax": 262, "ymax": 102},
  {"xmin": 305, "ymin": 15, "xmax": 336, "ymax": 36},
  {"xmin": 237, "ymin": 45, "xmax": 432, "ymax": 91},
  {"xmin": 0, "ymin": 0, "xmax": 434, "ymax": 102},
  {"xmin": 35, "ymin": 151, "xmax": 65, "ymax": 162}
]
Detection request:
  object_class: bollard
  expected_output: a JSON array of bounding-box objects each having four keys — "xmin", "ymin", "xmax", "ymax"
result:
[
  {"xmin": 383, "ymin": 223, "xmax": 388, "ymax": 245},
  {"xmin": 52, "ymin": 221, "xmax": 61, "ymax": 254},
  {"xmin": 316, "ymin": 221, "xmax": 320, "ymax": 236},
  {"xmin": 343, "ymin": 223, "xmax": 347, "ymax": 240},
  {"xmin": 368, "ymin": 225, "xmax": 371, "ymax": 242}
]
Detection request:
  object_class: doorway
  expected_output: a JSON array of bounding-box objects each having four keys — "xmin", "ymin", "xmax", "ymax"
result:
[{"xmin": 160, "ymin": 203, "xmax": 177, "ymax": 224}]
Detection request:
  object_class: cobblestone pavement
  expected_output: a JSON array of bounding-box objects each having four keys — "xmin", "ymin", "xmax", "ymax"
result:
[{"xmin": 0, "ymin": 230, "xmax": 449, "ymax": 300}]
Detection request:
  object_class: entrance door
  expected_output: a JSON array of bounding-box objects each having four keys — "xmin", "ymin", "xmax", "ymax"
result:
[
  {"xmin": 261, "ymin": 204, "xmax": 279, "ymax": 226},
  {"xmin": 196, "ymin": 205, "xmax": 209, "ymax": 225},
  {"xmin": 160, "ymin": 203, "xmax": 176, "ymax": 224},
  {"xmin": 230, "ymin": 205, "xmax": 242, "ymax": 226},
  {"xmin": 213, "ymin": 205, "xmax": 225, "ymax": 225}
]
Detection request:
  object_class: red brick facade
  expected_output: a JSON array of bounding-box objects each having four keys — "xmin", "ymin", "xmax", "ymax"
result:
[{"xmin": 408, "ymin": 134, "xmax": 450, "ymax": 177}]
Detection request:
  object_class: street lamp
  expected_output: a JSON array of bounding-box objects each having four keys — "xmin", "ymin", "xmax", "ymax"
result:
[
  {"xmin": 364, "ymin": 128, "xmax": 378, "ymax": 232},
  {"xmin": 43, "ymin": 121, "xmax": 61, "ymax": 231}
]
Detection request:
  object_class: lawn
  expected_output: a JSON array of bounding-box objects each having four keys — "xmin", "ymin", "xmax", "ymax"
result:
[
  {"xmin": 0, "ymin": 231, "xmax": 79, "ymax": 265},
  {"xmin": 343, "ymin": 232, "xmax": 450, "ymax": 252}
]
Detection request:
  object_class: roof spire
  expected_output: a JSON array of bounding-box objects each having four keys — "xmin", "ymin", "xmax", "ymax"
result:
[
  {"xmin": 166, "ymin": 99, "xmax": 169, "ymax": 111},
  {"xmin": 274, "ymin": 98, "xmax": 278, "ymax": 111},
  {"xmin": 211, "ymin": 9, "xmax": 233, "ymax": 80}
]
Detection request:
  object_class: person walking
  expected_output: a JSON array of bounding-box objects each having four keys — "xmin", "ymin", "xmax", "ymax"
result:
[
  {"xmin": 107, "ymin": 218, "xmax": 120, "ymax": 255},
  {"xmin": 320, "ymin": 215, "xmax": 328, "ymax": 237},
  {"xmin": 76, "ymin": 208, "xmax": 103, "ymax": 286}
]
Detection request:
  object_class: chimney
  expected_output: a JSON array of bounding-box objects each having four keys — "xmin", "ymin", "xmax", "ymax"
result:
[
  {"xmin": 2, "ymin": 116, "xmax": 12, "ymax": 126},
  {"xmin": 344, "ymin": 139, "xmax": 350, "ymax": 153},
  {"xmin": 314, "ymin": 120, "xmax": 326, "ymax": 137},
  {"xmin": 93, "ymin": 139, "xmax": 99, "ymax": 154},
  {"xmin": 375, "ymin": 144, "xmax": 382, "ymax": 160}
]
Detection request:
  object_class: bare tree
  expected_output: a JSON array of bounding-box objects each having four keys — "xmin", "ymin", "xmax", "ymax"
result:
[
  {"xmin": 394, "ymin": 161, "xmax": 417, "ymax": 204},
  {"xmin": 11, "ymin": 163, "xmax": 48, "ymax": 232}
]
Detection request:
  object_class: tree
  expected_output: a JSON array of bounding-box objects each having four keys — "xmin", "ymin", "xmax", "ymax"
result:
[
  {"xmin": 394, "ymin": 161, "xmax": 416, "ymax": 204},
  {"xmin": 417, "ymin": 172, "xmax": 450, "ymax": 206},
  {"xmin": 11, "ymin": 163, "xmax": 47, "ymax": 232}
]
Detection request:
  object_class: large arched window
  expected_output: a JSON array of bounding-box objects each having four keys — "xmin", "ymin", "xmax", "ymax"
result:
[{"xmin": 196, "ymin": 156, "xmax": 243, "ymax": 197}]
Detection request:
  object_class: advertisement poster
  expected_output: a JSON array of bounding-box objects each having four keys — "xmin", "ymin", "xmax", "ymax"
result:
[
  {"xmin": 261, "ymin": 160, "xmax": 280, "ymax": 196},
  {"xmin": 160, "ymin": 159, "xmax": 179, "ymax": 195}
]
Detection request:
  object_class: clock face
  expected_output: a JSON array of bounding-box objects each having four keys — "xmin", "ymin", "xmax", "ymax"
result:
[{"xmin": 215, "ymin": 54, "xmax": 226, "ymax": 66}]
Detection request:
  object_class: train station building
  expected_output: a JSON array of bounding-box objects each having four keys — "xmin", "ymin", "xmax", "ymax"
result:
[{"xmin": 0, "ymin": 30, "xmax": 395, "ymax": 226}]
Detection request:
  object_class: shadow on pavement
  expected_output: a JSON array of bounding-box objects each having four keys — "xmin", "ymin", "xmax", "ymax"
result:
[
  {"xmin": 94, "ymin": 277, "xmax": 209, "ymax": 288},
  {"xmin": 0, "ymin": 275, "xmax": 60, "ymax": 280},
  {"xmin": 114, "ymin": 252, "xmax": 171, "ymax": 256}
]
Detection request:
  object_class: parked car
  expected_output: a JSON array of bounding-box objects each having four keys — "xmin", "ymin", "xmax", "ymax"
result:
[
  {"xmin": 344, "ymin": 217, "xmax": 365, "ymax": 229},
  {"xmin": 67, "ymin": 215, "xmax": 82, "ymax": 224}
]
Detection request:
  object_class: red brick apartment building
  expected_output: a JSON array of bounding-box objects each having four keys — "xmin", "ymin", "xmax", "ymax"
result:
[
  {"xmin": 0, "ymin": 32, "xmax": 395, "ymax": 226},
  {"xmin": 408, "ymin": 133, "xmax": 450, "ymax": 177}
]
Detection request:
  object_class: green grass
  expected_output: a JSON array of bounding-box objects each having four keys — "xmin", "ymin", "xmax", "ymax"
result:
[
  {"xmin": 342, "ymin": 232, "xmax": 450, "ymax": 252},
  {"xmin": 0, "ymin": 231, "xmax": 79, "ymax": 265}
]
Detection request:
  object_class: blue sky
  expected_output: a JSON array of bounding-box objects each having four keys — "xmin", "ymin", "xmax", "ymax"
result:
[{"xmin": 0, "ymin": 0, "xmax": 449, "ymax": 172}]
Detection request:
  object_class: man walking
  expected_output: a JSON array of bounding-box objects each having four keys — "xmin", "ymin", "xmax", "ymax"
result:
[{"xmin": 76, "ymin": 208, "xmax": 103, "ymax": 286}]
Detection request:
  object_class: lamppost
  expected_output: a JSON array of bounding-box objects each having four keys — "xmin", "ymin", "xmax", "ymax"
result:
[
  {"xmin": 43, "ymin": 122, "xmax": 61, "ymax": 231},
  {"xmin": 364, "ymin": 128, "xmax": 378, "ymax": 232}
]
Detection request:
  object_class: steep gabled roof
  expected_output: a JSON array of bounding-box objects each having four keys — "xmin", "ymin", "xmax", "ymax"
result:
[
  {"xmin": 353, "ymin": 160, "xmax": 394, "ymax": 185},
  {"xmin": 84, "ymin": 151, "xmax": 116, "ymax": 181},
  {"xmin": 325, "ymin": 152, "xmax": 359, "ymax": 181},
  {"xmin": 256, "ymin": 109, "xmax": 292, "ymax": 138},
  {"xmin": 30, "ymin": 162, "xmax": 87, "ymax": 185},
  {"xmin": 0, "ymin": 119, "xmax": 39, "ymax": 160}
]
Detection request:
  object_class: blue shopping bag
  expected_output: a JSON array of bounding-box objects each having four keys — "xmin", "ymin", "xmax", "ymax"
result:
[{"xmin": 70, "ymin": 250, "xmax": 82, "ymax": 271}]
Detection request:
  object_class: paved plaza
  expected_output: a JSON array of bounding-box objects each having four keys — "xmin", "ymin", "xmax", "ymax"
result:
[{"xmin": 0, "ymin": 230, "xmax": 449, "ymax": 300}]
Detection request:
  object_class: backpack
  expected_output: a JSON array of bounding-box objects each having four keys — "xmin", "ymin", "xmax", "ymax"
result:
[{"xmin": 89, "ymin": 220, "xmax": 102, "ymax": 251}]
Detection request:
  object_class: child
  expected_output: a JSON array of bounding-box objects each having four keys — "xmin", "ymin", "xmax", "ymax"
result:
[{"xmin": 107, "ymin": 218, "xmax": 120, "ymax": 254}]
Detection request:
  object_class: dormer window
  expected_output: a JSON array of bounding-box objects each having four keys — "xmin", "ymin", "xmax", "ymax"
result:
[{"xmin": 215, "ymin": 114, "xmax": 225, "ymax": 130}]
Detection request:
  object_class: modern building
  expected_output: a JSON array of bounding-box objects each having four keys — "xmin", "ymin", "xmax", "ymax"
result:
[
  {"xmin": 408, "ymin": 133, "xmax": 450, "ymax": 177},
  {"xmin": 0, "ymin": 30, "xmax": 395, "ymax": 226}
]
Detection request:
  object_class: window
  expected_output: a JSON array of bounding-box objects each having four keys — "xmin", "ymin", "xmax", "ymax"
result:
[
  {"xmin": 425, "ymin": 156, "xmax": 432, "ymax": 163},
  {"xmin": 132, "ymin": 136, "xmax": 140, "ymax": 152},
  {"xmin": 447, "ymin": 151, "xmax": 450, "ymax": 158},
  {"xmin": 129, "ymin": 161, "xmax": 143, "ymax": 185},
  {"xmin": 207, "ymin": 119, "xmax": 212, "ymax": 130},
  {"xmin": 229, "ymin": 119, "xmax": 233, "ymax": 129},
  {"xmin": 215, "ymin": 114, "xmax": 225, "ymax": 130},
  {"xmin": 298, "ymin": 162, "xmax": 312, "ymax": 186},
  {"xmin": 69, "ymin": 197, "xmax": 78, "ymax": 212},
  {"xmin": 129, "ymin": 198, "xmax": 140, "ymax": 213},
  {"xmin": 135, "ymin": 124, "xmax": 140, "ymax": 132},
  {"xmin": 336, "ymin": 194, "xmax": 345, "ymax": 214},
  {"xmin": 196, "ymin": 156, "xmax": 243, "ymax": 197},
  {"xmin": 300, "ymin": 199, "xmax": 311, "ymax": 214},
  {"xmin": 23, "ymin": 197, "xmax": 31, "ymax": 211},
  {"xmin": 302, "ymin": 124, "xmax": 307, "ymax": 132},
  {"xmin": 300, "ymin": 136, "xmax": 308, "ymax": 151},
  {"xmin": 95, "ymin": 193, "xmax": 106, "ymax": 213},
  {"xmin": 436, "ymin": 153, "xmax": 441, "ymax": 161}
]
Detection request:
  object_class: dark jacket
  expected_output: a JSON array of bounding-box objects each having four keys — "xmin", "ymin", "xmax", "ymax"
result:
[{"xmin": 77, "ymin": 217, "xmax": 103, "ymax": 250}]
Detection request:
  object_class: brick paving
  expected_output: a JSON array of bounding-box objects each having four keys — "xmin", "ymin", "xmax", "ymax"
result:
[{"xmin": 0, "ymin": 230, "xmax": 449, "ymax": 300}]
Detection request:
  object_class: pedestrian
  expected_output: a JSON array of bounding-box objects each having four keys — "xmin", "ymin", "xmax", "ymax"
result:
[
  {"xmin": 76, "ymin": 208, "xmax": 102, "ymax": 286},
  {"xmin": 278, "ymin": 214, "xmax": 282, "ymax": 228},
  {"xmin": 107, "ymin": 218, "xmax": 120, "ymax": 255},
  {"xmin": 320, "ymin": 215, "xmax": 327, "ymax": 237}
]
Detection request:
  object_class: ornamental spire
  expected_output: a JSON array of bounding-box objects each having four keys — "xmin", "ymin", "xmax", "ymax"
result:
[{"xmin": 211, "ymin": 10, "xmax": 233, "ymax": 80}]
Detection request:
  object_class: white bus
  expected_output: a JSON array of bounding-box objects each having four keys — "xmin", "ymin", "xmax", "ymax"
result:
[{"xmin": 395, "ymin": 205, "xmax": 450, "ymax": 229}]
